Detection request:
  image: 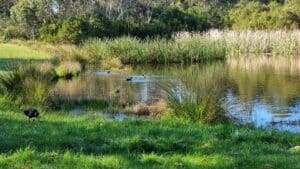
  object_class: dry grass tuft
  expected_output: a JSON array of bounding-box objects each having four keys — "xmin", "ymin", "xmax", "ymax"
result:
[{"xmin": 125, "ymin": 100, "xmax": 167, "ymax": 117}]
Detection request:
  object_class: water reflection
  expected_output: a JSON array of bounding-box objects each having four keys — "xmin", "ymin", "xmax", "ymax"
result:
[{"xmin": 50, "ymin": 56, "xmax": 300, "ymax": 132}]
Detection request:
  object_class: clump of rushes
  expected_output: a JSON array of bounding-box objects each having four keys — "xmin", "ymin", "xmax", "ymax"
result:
[
  {"xmin": 165, "ymin": 64, "xmax": 228, "ymax": 124},
  {"xmin": 0, "ymin": 63, "xmax": 54, "ymax": 108},
  {"xmin": 54, "ymin": 61, "xmax": 82, "ymax": 79}
]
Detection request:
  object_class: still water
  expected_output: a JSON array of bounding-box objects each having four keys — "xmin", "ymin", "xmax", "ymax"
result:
[{"xmin": 51, "ymin": 56, "xmax": 300, "ymax": 132}]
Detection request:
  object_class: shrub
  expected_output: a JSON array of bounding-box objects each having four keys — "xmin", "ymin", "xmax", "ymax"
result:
[
  {"xmin": 39, "ymin": 24, "xmax": 59, "ymax": 42},
  {"xmin": 228, "ymin": 1, "xmax": 300, "ymax": 30},
  {"xmin": 4, "ymin": 25, "xmax": 27, "ymax": 40},
  {"xmin": 57, "ymin": 17, "xmax": 89, "ymax": 44}
]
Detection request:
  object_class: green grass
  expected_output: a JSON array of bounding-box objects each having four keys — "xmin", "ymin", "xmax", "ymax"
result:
[
  {"xmin": 0, "ymin": 108, "xmax": 299, "ymax": 169},
  {"xmin": 0, "ymin": 44, "xmax": 52, "ymax": 60}
]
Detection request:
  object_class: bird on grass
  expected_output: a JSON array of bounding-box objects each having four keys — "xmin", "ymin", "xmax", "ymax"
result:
[{"xmin": 24, "ymin": 108, "xmax": 39, "ymax": 121}]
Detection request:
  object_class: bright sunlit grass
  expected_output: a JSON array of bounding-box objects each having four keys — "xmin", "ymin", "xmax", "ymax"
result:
[{"xmin": 0, "ymin": 44, "xmax": 52, "ymax": 60}]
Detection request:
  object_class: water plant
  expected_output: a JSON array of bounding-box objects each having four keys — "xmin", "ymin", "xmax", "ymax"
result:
[
  {"xmin": 0, "ymin": 63, "xmax": 53, "ymax": 108},
  {"xmin": 83, "ymin": 36, "xmax": 226, "ymax": 65},
  {"xmin": 164, "ymin": 63, "xmax": 228, "ymax": 123},
  {"xmin": 178, "ymin": 30, "xmax": 300, "ymax": 57},
  {"xmin": 54, "ymin": 61, "xmax": 82, "ymax": 78}
]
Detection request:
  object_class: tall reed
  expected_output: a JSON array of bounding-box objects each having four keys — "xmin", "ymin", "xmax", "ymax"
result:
[
  {"xmin": 164, "ymin": 63, "xmax": 228, "ymax": 123},
  {"xmin": 83, "ymin": 37, "xmax": 226, "ymax": 65},
  {"xmin": 176, "ymin": 30, "xmax": 300, "ymax": 57}
]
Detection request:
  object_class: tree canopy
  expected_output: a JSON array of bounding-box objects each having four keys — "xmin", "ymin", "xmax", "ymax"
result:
[{"xmin": 0, "ymin": 0, "xmax": 299, "ymax": 42}]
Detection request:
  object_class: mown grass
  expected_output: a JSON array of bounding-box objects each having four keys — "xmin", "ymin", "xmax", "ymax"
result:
[
  {"xmin": 0, "ymin": 108, "xmax": 300, "ymax": 169},
  {"xmin": 0, "ymin": 44, "xmax": 52, "ymax": 60}
]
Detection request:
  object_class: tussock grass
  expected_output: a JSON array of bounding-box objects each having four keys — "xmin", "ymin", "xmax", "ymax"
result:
[
  {"xmin": 54, "ymin": 61, "xmax": 82, "ymax": 78},
  {"xmin": 165, "ymin": 63, "xmax": 228, "ymax": 123}
]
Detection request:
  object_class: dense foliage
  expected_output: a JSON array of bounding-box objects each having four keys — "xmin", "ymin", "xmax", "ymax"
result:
[{"xmin": 0, "ymin": 0, "xmax": 299, "ymax": 42}]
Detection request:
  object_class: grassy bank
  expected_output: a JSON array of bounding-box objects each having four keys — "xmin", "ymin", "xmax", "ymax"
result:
[
  {"xmin": 0, "ymin": 108, "xmax": 300, "ymax": 169},
  {"xmin": 2, "ymin": 30, "xmax": 299, "ymax": 70},
  {"xmin": 0, "ymin": 44, "xmax": 51, "ymax": 60}
]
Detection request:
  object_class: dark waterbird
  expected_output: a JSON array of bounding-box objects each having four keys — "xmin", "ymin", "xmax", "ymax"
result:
[
  {"xmin": 126, "ymin": 77, "xmax": 133, "ymax": 81},
  {"xmin": 24, "ymin": 108, "xmax": 39, "ymax": 120}
]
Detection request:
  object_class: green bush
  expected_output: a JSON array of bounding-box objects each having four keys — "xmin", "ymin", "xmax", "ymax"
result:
[
  {"xmin": 57, "ymin": 17, "xmax": 89, "ymax": 44},
  {"xmin": 39, "ymin": 24, "xmax": 59, "ymax": 42},
  {"xmin": 228, "ymin": 1, "xmax": 300, "ymax": 29},
  {"xmin": 4, "ymin": 25, "xmax": 27, "ymax": 40}
]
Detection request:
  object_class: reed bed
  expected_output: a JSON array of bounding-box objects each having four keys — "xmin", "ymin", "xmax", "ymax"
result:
[
  {"xmin": 83, "ymin": 37, "xmax": 226, "ymax": 65},
  {"xmin": 175, "ymin": 30, "xmax": 300, "ymax": 57}
]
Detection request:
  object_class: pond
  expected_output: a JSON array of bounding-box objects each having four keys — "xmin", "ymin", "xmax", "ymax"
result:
[
  {"xmin": 2, "ymin": 56, "xmax": 299, "ymax": 132},
  {"xmin": 48, "ymin": 56, "xmax": 300, "ymax": 132}
]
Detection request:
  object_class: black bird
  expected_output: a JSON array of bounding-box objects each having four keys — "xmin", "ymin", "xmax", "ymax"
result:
[
  {"xmin": 107, "ymin": 71, "xmax": 111, "ymax": 74},
  {"xmin": 24, "ymin": 108, "xmax": 39, "ymax": 120},
  {"xmin": 126, "ymin": 77, "xmax": 133, "ymax": 81}
]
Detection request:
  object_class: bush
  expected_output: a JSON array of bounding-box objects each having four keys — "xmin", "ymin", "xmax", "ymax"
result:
[
  {"xmin": 228, "ymin": 1, "xmax": 300, "ymax": 29},
  {"xmin": 39, "ymin": 24, "xmax": 59, "ymax": 42},
  {"xmin": 4, "ymin": 25, "xmax": 27, "ymax": 40},
  {"xmin": 57, "ymin": 17, "xmax": 89, "ymax": 44}
]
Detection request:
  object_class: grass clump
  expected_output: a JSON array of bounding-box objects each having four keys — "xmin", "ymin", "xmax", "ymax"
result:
[
  {"xmin": 54, "ymin": 61, "xmax": 82, "ymax": 78},
  {"xmin": 165, "ymin": 63, "xmax": 228, "ymax": 124},
  {"xmin": 0, "ymin": 63, "xmax": 54, "ymax": 108}
]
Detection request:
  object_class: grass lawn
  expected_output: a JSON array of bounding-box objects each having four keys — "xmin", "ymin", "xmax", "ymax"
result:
[
  {"xmin": 0, "ymin": 44, "xmax": 51, "ymax": 60},
  {"xmin": 0, "ymin": 108, "xmax": 299, "ymax": 169}
]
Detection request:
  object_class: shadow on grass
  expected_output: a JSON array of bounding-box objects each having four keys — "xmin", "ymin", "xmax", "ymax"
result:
[
  {"xmin": 0, "ymin": 58, "xmax": 48, "ymax": 71},
  {"xmin": 0, "ymin": 114, "xmax": 233, "ymax": 169},
  {"xmin": 0, "ymin": 111, "xmax": 300, "ymax": 168}
]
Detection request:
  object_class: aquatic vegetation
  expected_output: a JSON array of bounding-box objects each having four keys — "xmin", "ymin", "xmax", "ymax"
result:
[
  {"xmin": 54, "ymin": 61, "xmax": 82, "ymax": 78},
  {"xmin": 202, "ymin": 30, "xmax": 299, "ymax": 57},
  {"xmin": 165, "ymin": 64, "xmax": 228, "ymax": 123},
  {"xmin": 0, "ymin": 64, "xmax": 53, "ymax": 108},
  {"xmin": 83, "ymin": 37, "xmax": 226, "ymax": 65}
]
